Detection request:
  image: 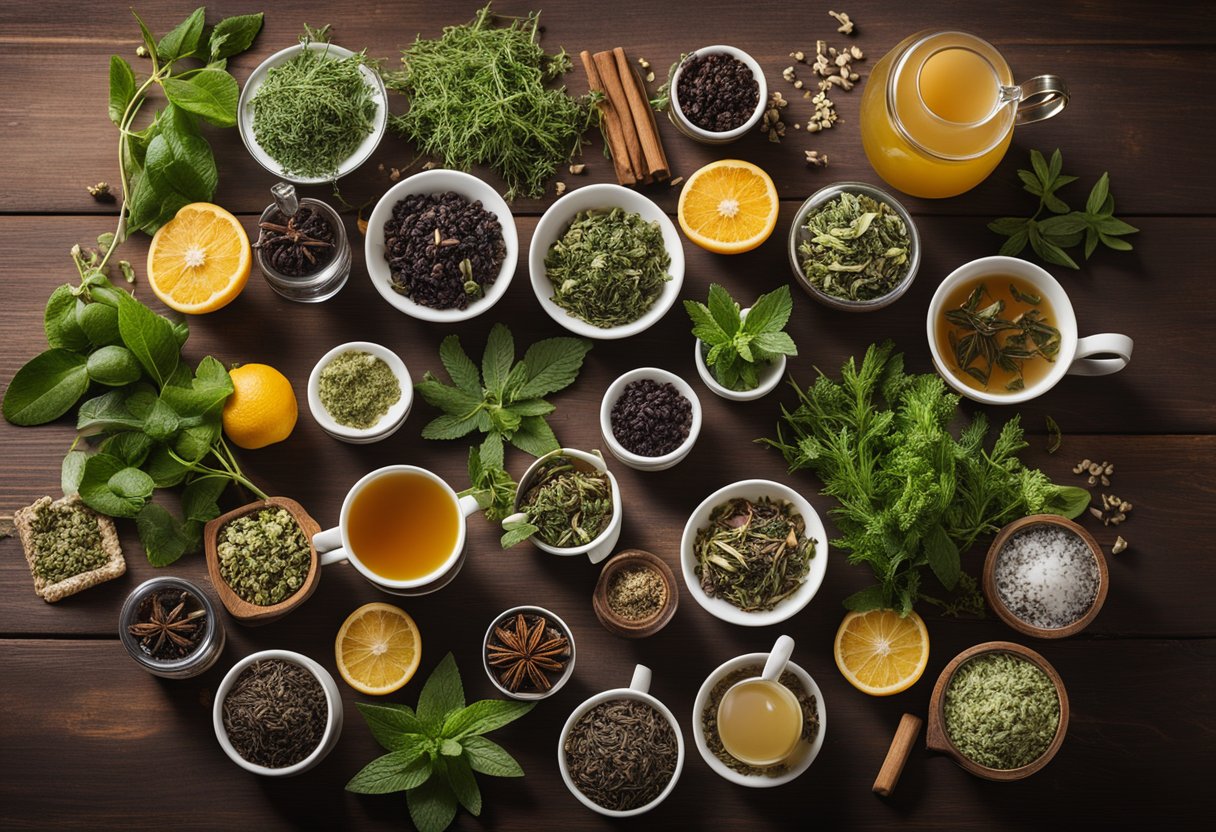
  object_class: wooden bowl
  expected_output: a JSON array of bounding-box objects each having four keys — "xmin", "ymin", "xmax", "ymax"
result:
[
  {"xmin": 204, "ymin": 497, "xmax": 322, "ymax": 626},
  {"xmin": 983, "ymin": 514, "xmax": 1109, "ymax": 639},
  {"xmin": 592, "ymin": 549, "xmax": 679, "ymax": 638},
  {"xmin": 925, "ymin": 641, "xmax": 1069, "ymax": 781}
]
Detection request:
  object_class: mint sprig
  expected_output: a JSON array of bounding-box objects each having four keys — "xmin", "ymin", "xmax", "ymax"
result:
[
  {"xmin": 989, "ymin": 148, "xmax": 1138, "ymax": 269},
  {"xmin": 685, "ymin": 284, "xmax": 798, "ymax": 391}
]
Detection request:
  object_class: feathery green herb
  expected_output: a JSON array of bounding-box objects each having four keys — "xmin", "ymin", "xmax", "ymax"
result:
[
  {"xmin": 759, "ymin": 341, "xmax": 1090, "ymax": 615},
  {"xmin": 545, "ymin": 208, "xmax": 672, "ymax": 328},
  {"xmin": 385, "ymin": 5, "xmax": 596, "ymax": 199},
  {"xmin": 989, "ymin": 148, "xmax": 1138, "ymax": 269},
  {"xmin": 798, "ymin": 191, "xmax": 912, "ymax": 301},
  {"xmin": 685, "ymin": 284, "xmax": 798, "ymax": 391},
  {"xmin": 250, "ymin": 26, "xmax": 377, "ymax": 180},
  {"xmin": 346, "ymin": 654, "xmax": 533, "ymax": 832}
]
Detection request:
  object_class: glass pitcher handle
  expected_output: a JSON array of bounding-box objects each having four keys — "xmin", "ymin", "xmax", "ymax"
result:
[{"xmin": 1013, "ymin": 75, "xmax": 1069, "ymax": 125}]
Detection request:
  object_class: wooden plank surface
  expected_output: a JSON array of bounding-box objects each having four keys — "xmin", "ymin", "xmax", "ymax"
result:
[{"xmin": 0, "ymin": 1, "xmax": 1212, "ymax": 830}]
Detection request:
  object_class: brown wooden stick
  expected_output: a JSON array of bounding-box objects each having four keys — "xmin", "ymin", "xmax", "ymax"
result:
[
  {"xmin": 579, "ymin": 51, "xmax": 636, "ymax": 186},
  {"xmin": 872, "ymin": 713, "xmax": 923, "ymax": 798},
  {"xmin": 592, "ymin": 50, "xmax": 646, "ymax": 181},
  {"xmin": 613, "ymin": 47, "xmax": 668, "ymax": 181}
]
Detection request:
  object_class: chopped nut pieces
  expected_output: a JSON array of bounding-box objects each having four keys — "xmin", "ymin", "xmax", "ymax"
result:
[
  {"xmin": 760, "ymin": 91, "xmax": 789, "ymax": 143},
  {"xmin": 554, "ymin": 181, "xmax": 567, "ymax": 196},
  {"xmin": 1073, "ymin": 458, "xmax": 1115, "ymax": 487},
  {"xmin": 805, "ymin": 150, "xmax": 829, "ymax": 167},
  {"xmin": 668, "ymin": 176, "xmax": 684, "ymax": 187},
  {"xmin": 86, "ymin": 181, "xmax": 111, "ymax": 200},
  {"xmin": 1111, "ymin": 536, "xmax": 1128, "ymax": 555},
  {"xmin": 569, "ymin": 163, "xmax": 586, "ymax": 175},
  {"xmin": 829, "ymin": 9, "xmax": 855, "ymax": 35},
  {"xmin": 1090, "ymin": 493, "xmax": 1132, "ymax": 527}
]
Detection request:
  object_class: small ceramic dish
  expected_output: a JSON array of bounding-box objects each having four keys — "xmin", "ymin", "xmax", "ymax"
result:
[
  {"xmin": 482, "ymin": 604, "xmax": 577, "ymax": 701},
  {"xmin": 599, "ymin": 368, "xmax": 702, "ymax": 471},
  {"xmin": 203, "ymin": 497, "xmax": 322, "ymax": 626},
  {"xmin": 692, "ymin": 652, "xmax": 827, "ymax": 787},
  {"xmin": 557, "ymin": 664, "xmax": 685, "ymax": 817},
  {"xmin": 787, "ymin": 182, "xmax": 921, "ymax": 312},
  {"xmin": 983, "ymin": 514, "xmax": 1109, "ymax": 639},
  {"xmin": 693, "ymin": 307, "xmax": 787, "ymax": 402},
  {"xmin": 528, "ymin": 184, "xmax": 685, "ymax": 340},
  {"xmin": 592, "ymin": 549, "xmax": 679, "ymax": 638},
  {"xmin": 668, "ymin": 46, "xmax": 767, "ymax": 144},
  {"xmin": 213, "ymin": 649, "xmax": 344, "ymax": 777},
  {"xmin": 364, "ymin": 169, "xmax": 518, "ymax": 323},
  {"xmin": 238, "ymin": 42, "xmax": 387, "ymax": 184},
  {"xmin": 307, "ymin": 341, "xmax": 413, "ymax": 444},
  {"xmin": 680, "ymin": 479, "xmax": 829, "ymax": 627},
  {"xmin": 503, "ymin": 448, "xmax": 623, "ymax": 564},
  {"xmin": 926, "ymin": 641, "xmax": 1069, "ymax": 781}
]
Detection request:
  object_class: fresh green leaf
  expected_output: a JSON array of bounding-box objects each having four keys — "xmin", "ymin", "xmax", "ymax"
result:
[
  {"xmin": 132, "ymin": 10, "xmax": 159, "ymax": 69},
  {"xmin": 442, "ymin": 699, "xmax": 535, "ymax": 740},
  {"xmin": 500, "ymin": 521, "xmax": 538, "ymax": 549},
  {"xmin": 86, "ymin": 345, "xmax": 143, "ymax": 386},
  {"xmin": 2, "ymin": 349, "xmax": 89, "ymax": 426},
  {"xmin": 44, "ymin": 286, "xmax": 90, "ymax": 351},
  {"xmin": 998, "ymin": 226, "xmax": 1030, "ymax": 257},
  {"xmin": 706, "ymin": 283, "xmax": 741, "ymax": 335},
  {"xmin": 1043, "ymin": 485, "xmax": 1091, "ymax": 520},
  {"xmin": 1086, "ymin": 172, "xmax": 1110, "ymax": 215},
  {"xmin": 77, "ymin": 301, "xmax": 121, "ymax": 347},
  {"xmin": 1095, "ymin": 216, "xmax": 1139, "ymax": 236},
  {"xmin": 480, "ymin": 324, "xmax": 515, "ymax": 397},
  {"xmin": 439, "ymin": 739, "xmax": 463, "ymax": 756},
  {"xmin": 1099, "ymin": 233, "xmax": 1133, "ymax": 251},
  {"xmin": 843, "ymin": 584, "xmax": 888, "ymax": 612},
  {"xmin": 356, "ymin": 702, "xmax": 427, "ymax": 752},
  {"xmin": 208, "ymin": 12, "xmax": 264, "ymax": 59},
  {"xmin": 135, "ymin": 503, "xmax": 195, "ymax": 566},
  {"xmin": 438, "ymin": 335, "xmax": 482, "ymax": 396},
  {"xmin": 924, "ymin": 523, "xmax": 961, "ymax": 590},
  {"xmin": 100, "ymin": 432, "xmax": 154, "ymax": 468},
  {"xmin": 461, "ymin": 736, "xmax": 524, "ymax": 778},
  {"xmin": 160, "ymin": 356, "xmax": 233, "ymax": 417},
  {"xmin": 173, "ymin": 421, "xmax": 220, "ymax": 462},
  {"xmin": 421, "ymin": 413, "xmax": 482, "ymax": 441},
  {"xmin": 109, "ymin": 466, "xmax": 155, "ymax": 500},
  {"xmin": 181, "ymin": 475, "xmax": 227, "ymax": 523},
  {"xmin": 144, "ymin": 445, "xmax": 190, "ymax": 488},
  {"xmin": 508, "ymin": 415, "xmax": 558, "ymax": 457},
  {"xmin": 506, "ymin": 399, "xmax": 555, "ymax": 416},
  {"xmin": 61, "ymin": 450, "xmax": 88, "ymax": 497},
  {"xmin": 417, "ymin": 654, "xmax": 464, "ymax": 728},
  {"xmin": 144, "ymin": 398, "xmax": 182, "ymax": 441},
  {"xmin": 346, "ymin": 751, "xmax": 432, "ymax": 794},
  {"xmin": 109, "ymin": 55, "xmax": 137, "ymax": 125},
  {"xmin": 156, "ymin": 7, "xmax": 205, "ymax": 61},
  {"xmin": 162, "ymin": 69, "xmax": 239, "ymax": 127},
  {"xmin": 79, "ymin": 453, "xmax": 146, "ymax": 517},
  {"xmin": 1029, "ymin": 149, "xmax": 1050, "ymax": 187},
  {"xmin": 514, "ymin": 338, "xmax": 592, "ymax": 400},
  {"xmin": 741, "ymin": 285, "xmax": 793, "ymax": 335},
  {"xmin": 684, "ymin": 299, "xmax": 727, "ymax": 346},
  {"xmin": 406, "ymin": 776, "xmax": 458, "ymax": 832},
  {"xmin": 1017, "ymin": 168, "xmax": 1043, "ymax": 197},
  {"xmin": 987, "ymin": 217, "xmax": 1028, "ymax": 236},
  {"xmin": 416, "ymin": 378, "xmax": 484, "ymax": 416},
  {"xmin": 117, "ymin": 293, "xmax": 179, "ymax": 386},
  {"xmin": 442, "ymin": 755, "xmax": 482, "ymax": 816},
  {"xmin": 1037, "ymin": 214, "xmax": 1088, "ymax": 236},
  {"xmin": 751, "ymin": 331, "xmax": 798, "ymax": 357},
  {"xmin": 76, "ymin": 391, "xmax": 143, "ymax": 435}
]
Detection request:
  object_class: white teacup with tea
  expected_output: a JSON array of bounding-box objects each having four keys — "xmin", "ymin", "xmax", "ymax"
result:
[
  {"xmin": 312, "ymin": 465, "xmax": 480, "ymax": 595},
  {"xmin": 927, "ymin": 255, "xmax": 1132, "ymax": 405}
]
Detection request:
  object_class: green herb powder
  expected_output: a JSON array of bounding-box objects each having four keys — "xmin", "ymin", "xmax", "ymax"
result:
[
  {"xmin": 319, "ymin": 351, "xmax": 401, "ymax": 429},
  {"xmin": 217, "ymin": 508, "xmax": 311, "ymax": 606},
  {"xmin": 798, "ymin": 192, "xmax": 911, "ymax": 301},
  {"xmin": 29, "ymin": 499, "xmax": 107, "ymax": 585},
  {"xmin": 544, "ymin": 208, "xmax": 672, "ymax": 328},
  {"xmin": 250, "ymin": 37, "xmax": 377, "ymax": 180},
  {"xmin": 943, "ymin": 652, "xmax": 1060, "ymax": 770}
]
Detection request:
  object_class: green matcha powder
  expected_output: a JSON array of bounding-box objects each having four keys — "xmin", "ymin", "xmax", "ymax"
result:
[{"xmin": 318, "ymin": 351, "xmax": 402, "ymax": 429}]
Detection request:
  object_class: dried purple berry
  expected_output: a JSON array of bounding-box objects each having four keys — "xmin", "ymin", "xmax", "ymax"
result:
[
  {"xmin": 676, "ymin": 53, "xmax": 759, "ymax": 133},
  {"xmin": 610, "ymin": 379, "xmax": 692, "ymax": 457}
]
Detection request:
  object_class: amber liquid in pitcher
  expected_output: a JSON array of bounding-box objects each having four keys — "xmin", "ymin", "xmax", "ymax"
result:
[
  {"xmin": 717, "ymin": 679, "xmax": 803, "ymax": 766},
  {"xmin": 347, "ymin": 471, "xmax": 459, "ymax": 581}
]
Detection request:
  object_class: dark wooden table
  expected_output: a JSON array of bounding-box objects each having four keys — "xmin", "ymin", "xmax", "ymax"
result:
[{"xmin": 2, "ymin": 2, "xmax": 1213, "ymax": 829}]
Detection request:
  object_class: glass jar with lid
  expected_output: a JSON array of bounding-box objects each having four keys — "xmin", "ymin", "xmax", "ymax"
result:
[{"xmin": 120, "ymin": 577, "xmax": 226, "ymax": 679}]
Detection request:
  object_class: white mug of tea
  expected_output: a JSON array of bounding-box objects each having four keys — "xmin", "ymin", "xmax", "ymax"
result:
[
  {"xmin": 716, "ymin": 635, "xmax": 804, "ymax": 767},
  {"xmin": 927, "ymin": 255, "xmax": 1132, "ymax": 405},
  {"xmin": 312, "ymin": 465, "xmax": 481, "ymax": 595}
]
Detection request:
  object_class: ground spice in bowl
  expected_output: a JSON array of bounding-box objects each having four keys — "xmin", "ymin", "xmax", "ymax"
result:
[
  {"xmin": 216, "ymin": 508, "xmax": 311, "ymax": 606},
  {"xmin": 993, "ymin": 524, "xmax": 1101, "ymax": 629},
  {"xmin": 318, "ymin": 350, "xmax": 402, "ymax": 429},
  {"xmin": 222, "ymin": 658, "xmax": 328, "ymax": 768},
  {"xmin": 701, "ymin": 664, "xmax": 820, "ymax": 777},
  {"xmin": 563, "ymin": 698, "xmax": 679, "ymax": 811},
  {"xmin": 606, "ymin": 566, "xmax": 667, "ymax": 621},
  {"xmin": 383, "ymin": 191, "xmax": 506, "ymax": 309},
  {"xmin": 610, "ymin": 379, "xmax": 692, "ymax": 457},
  {"xmin": 675, "ymin": 52, "xmax": 760, "ymax": 132}
]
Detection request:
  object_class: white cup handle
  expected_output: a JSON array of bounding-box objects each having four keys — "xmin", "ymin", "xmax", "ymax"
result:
[
  {"xmin": 313, "ymin": 527, "xmax": 348, "ymax": 566},
  {"xmin": 457, "ymin": 494, "xmax": 481, "ymax": 518},
  {"xmin": 629, "ymin": 664, "xmax": 652, "ymax": 694},
  {"xmin": 1068, "ymin": 333, "xmax": 1133, "ymax": 377},
  {"xmin": 586, "ymin": 538, "xmax": 614, "ymax": 565},
  {"xmin": 762, "ymin": 635, "xmax": 795, "ymax": 682}
]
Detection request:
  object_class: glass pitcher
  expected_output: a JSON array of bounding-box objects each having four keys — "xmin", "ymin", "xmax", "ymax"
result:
[{"xmin": 859, "ymin": 31, "xmax": 1068, "ymax": 199}]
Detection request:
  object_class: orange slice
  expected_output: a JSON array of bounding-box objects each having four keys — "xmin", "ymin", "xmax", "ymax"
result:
[
  {"xmin": 834, "ymin": 609, "xmax": 930, "ymax": 696},
  {"xmin": 335, "ymin": 603, "xmax": 422, "ymax": 695},
  {"xmin": 147, "ymin": 202, "xmax": 251, "ymax": 314},
  {"xmin": 677, "ymin": 160, "xmax": 779, "ymax": 254}
]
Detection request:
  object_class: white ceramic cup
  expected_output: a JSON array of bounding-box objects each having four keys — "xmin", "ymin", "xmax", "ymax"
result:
[
  {"xmin": 557, "ymin": 664, "xmax": 686, "ymax": 817},
  {"xmin": 312, "ymin": 465, "xmax": 480, "ymax": 595},
  {"xmin": 693, "ymin": 307, "xmax": 788, "ymax": 402},
  {"xmin": 927, "ymin": 256, "xmax": 1133, "ymax": 405},
  {"xmin": 599, "ymin": 367, "xmax": 702, "ymax": 471},
  {"xmin": 716, "ymin": 635, "xmax": 802, "ymax": 766}
]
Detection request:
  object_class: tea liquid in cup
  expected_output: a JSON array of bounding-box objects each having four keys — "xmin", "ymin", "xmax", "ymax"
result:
[
  {"xmin": 860, "ymin": 30, "xmax": 1069, "ymax": 198},
  {"xmin": 717, "ymin": 635, "xmax": 803, "ymax": 767}
]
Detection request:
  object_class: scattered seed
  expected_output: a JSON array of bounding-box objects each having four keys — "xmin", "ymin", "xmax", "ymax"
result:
[
  {"xmin": 421, "ymin": 161, "xmax": 438, "ymax": 171},
  {"xmin": 1111, "ymin": 536, "xmax": 1128, "ymax": 554},
  {"xmin": 668, "ymin": 176, "xmax": 684, "ymax": 187},
  {"xmin": 136, "ymin": 45, "xmax": 148, "ymax": 58},
  {"xmin": 554, "ymin": 181, "xmax": 567, "ymax": 196},
  {"xmin": 805, "ymin": 150, "xmax": 828, "ymax": 167},
  {"xmin": 849, "ymin": 45, "xmax": 865, "ymax": 60},
  {"xmin": 829, "ymin": 9, "xmax": 855, "ymax": 35},
  {"xmin": 790, "ymin": 50, "xmax": 806, "ymax": 62},
  {"xmin": 569, "ymin": 163, "xmax": 586, "ymax": 175},
  {"xmin": 646, "ymin": 71, "xmax": 655, "ymax": 83}
]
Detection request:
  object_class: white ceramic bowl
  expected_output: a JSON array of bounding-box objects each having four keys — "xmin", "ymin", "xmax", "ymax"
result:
[
  {"xmin": 482, "ymin": 605, "xmax": 577, "ymax": 701},
  {"xmin": 504, "ymin": 448, "xmax": 623, "ymax": 564},
  {"xmin": 557, "ymin": 665, "xmax": 685, "ymax": 817},
  {"xmin": 669, "ymin": 46, "xmax": 768, "ymax": 144},
  {"xmin": 307, "ymin": 342, "xmax": 412, "ymax": 444},
  {"xmin": 213, "ymin": 649, "xmax": 344, "ymax": 777},
  {"xmin": 365, "ymin": 170, "xmax": 519, "ymax": 323},
  {"xmin": 693, "ymin": 308, "xmax": 787, "ymax": 402},
  {"xmin": 600, "ymin": 368, "xmax": 702, "ymax": 471},
  {"xmin": 692, "ymin": 653, "xmax": 827, "ymax": 787},
  {"xmin": 238, "ymin": 42, "xmax": 387, "ymax": 184},
  {"xmin": 528, "ymin": 184, "xmax": 685, "ymax": 340},
  {"xmin": 680, "ymin": 479, "xmax": 829, "ymax": 626}
]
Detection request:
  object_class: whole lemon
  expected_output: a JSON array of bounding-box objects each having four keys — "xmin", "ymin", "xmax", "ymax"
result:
[{"xmin": 222, "ymin": 364, "xmax": 298, "ymax": 449}]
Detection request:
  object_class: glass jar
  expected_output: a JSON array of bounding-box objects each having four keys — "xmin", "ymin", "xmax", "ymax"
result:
[
  {"xmin": 859, "ymin": 31, "xmax": 1068, "ymax": 198},
  {"xmin": 255, "ymin": 184, "xmax": 351, "ymax": 302},
  {"xmin": 120, "ymin": 577, "xmax": 226, "ymax": 679}
]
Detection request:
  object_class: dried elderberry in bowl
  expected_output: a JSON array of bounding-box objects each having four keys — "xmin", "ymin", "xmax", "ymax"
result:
[
  {"xmin": 599, "ymin": 368, "xmax": 701, "ymax": 471},
  {"xmin": 669, "ymin": 46, "xmax": 767, "ymax": 144},
  {"xmin": 365, "ymin": 169, "xmax": 518, "ymax": 323},
  {"xmin": 306, "ymin": 341, "xmax": 413, "ymax": 444}
]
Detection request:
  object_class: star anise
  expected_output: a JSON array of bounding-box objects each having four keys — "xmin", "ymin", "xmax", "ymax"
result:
[
  {"xmin": 127, "ymin": 590, "xmax": 206, "ymax": 659},
  {"xmin": 486, "ymin": 614, "xmax": 569, "ymax": 692}
]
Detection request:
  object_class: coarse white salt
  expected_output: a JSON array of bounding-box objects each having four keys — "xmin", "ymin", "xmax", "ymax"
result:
[{"xmin": 993, "ymin": 524, "xmax": 1100, "ymax": 629}]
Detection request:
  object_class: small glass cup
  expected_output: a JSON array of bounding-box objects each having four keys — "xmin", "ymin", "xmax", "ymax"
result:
[
  {"xmin": 255, "ymin": 184, "xmax": 351, "ymax": 303},
  {"xmin": 120, "ymin": 577, "xmax": 226, "ymax": 679}
]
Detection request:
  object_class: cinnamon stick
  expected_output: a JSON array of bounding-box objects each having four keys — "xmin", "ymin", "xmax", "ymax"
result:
[
  {"xmin": 579, "ymin": 50, "xmax": 636, "ymax": 186},
  {"xmin": 613, "ymin": 47, "xmax": 668, "ymax": 181},
  {"xmin": 592, "ymin": 50, "xmax": 646, "ymax": 182}
]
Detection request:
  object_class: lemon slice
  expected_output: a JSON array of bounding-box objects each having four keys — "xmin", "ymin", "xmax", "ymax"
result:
[
  {"xmin": 834, "ymin": 608, "xmax": 930, "ymax": 696},
  {"xmin": 677, "ymin": 160, "xmax": 779, "ymax": 254},
  {"xmin": 147, "ymin": 202, "xmax": 251, "ymax": 314},
  {"xmin": 335, "ymin": 603, "xmax": 422, "ymax": 695}
]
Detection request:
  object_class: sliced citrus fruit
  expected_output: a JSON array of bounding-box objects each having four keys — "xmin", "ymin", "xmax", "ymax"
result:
[
  {"xmin": 335, "ymin": 603, "xmax": 421, "ymax": 695},
  {"xmin": 147, "ymin": 202, "xmax": 251, "ymax": 314},
  {"xmin": 834, "ymin": 608, "xmax": 930, "ymax": 696},
  {"xmin": 677, "ymin": 159, "xmax": 779, "ymax": 254},
  {"xmin": 221, "ymin": 363, "xmax": 298, "ymax": 450}
]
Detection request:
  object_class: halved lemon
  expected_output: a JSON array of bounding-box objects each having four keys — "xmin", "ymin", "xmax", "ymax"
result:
[
  {"xmin": 335, "ymin": 603, "xmax": 421, "ymax": 695},
  {"xmin": 677, "ymin": 159, "xmax": 779, "ymax": 254},
  {"xmin": 147, "ymin": 202, "xmax": 251, "ymax": 314},
  {"xmin": 834, "ymin": 609, "xmax": 929, "ymax": 696}
]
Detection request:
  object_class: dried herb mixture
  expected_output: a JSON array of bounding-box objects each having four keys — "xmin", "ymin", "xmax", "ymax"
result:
[
  {"xmin": 216, "ymin": 508, "xmax": 310, "ymax": 606},
  {"xmin": 563, "ymin": 698, "xmax": 678, "ymax": 811},
  {"xmin": 27, "ymin": 498, "xmax": 108, "ymax": 585},
  {"xmin": 223, "ymin": 659, "xmax": 327, "ymax": 768},
  {"xmin": 318, "ymin": 351, "xmax": 401, "ymax": 429},
  {"xmin": 798, "ymin": 191, "xmax": 911, "ymax": 301}
]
